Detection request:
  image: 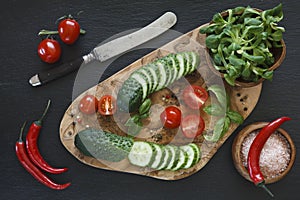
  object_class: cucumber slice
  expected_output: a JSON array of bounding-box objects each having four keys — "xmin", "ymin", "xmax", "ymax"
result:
[
  {"xmin": 128, "ymin": 141, "xmax": 154, "ymax": 167},
  {"xmin": 189, "ymin": 143, "xmax": 201, "ymax": 163},
  {"xmin": 183, "ymin": 52, "xmax": 193, "ymax": 74},
  {"xmin": 180, "ymin": 144, "xmax": 198, "ymax": 169},
  {"xmin": 149, "ymin": 143, "xmax": 164, "ymax": 169},
  {"xmin": 131, "ymin": 73, "xmax": 149, "ymax": 101},
  {"xmin": 167, "ymin": 55, "xmax": 179, "ymax": 84},
  {"xmin": 146, "ymin": 63, "xmax": 160, "ymax": 93},
  {"xmin": 155, "ymin": 61, "xmax": 167, "ymax": 90},
  {"xmin": 165, "ymin": 145, "xmax": 180, "ymax": 170},
  {"xmin": 190, "ymin": 51, "xmax": 200, "ymax": 72},
  {"xmin": 156, "ymin": 146, "xmax": 171, "ymax": 170},
  {"xmin": 175, "ymin": 53, "xmax": 186, "ymax": 80},
  {"xmin": 171, "ymin": 148, "xmax": 188, "ymax": 171},
  {"xmin": 138, "ymin": 68, "xmax": 153, "ymax": 94}
]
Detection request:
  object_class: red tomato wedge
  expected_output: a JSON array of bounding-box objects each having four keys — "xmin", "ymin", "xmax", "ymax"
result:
[
  {"xmin": 160, "ymin": 106, "xmax": 182, "ymax": 129},
  {"xmin": 181, "ymin": 115, "xmax": 205, "ymax": 138},
  {"xmin": 98, "ymin": 95, "xmax": 117, "ymax": 116},
  {"xmin": 78, "ymin": 95, "xmax": 98, "ymax": 115},
  {"xmin": 183, "ymin": 85, "xmax": 208, "ymax": 109}
]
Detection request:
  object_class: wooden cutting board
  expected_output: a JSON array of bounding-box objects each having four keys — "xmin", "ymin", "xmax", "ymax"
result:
[{"xmin": 59, "ymin": 24, "xmax": 262, "ymax": 180}]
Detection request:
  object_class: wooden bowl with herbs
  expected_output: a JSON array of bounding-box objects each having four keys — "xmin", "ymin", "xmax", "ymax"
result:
[
  {"xmin": 232, "ymin": 121, "xmax": 296, "ymax": 184},
  {"xmin": 200, "ymin": 4, "xmax": 286, "ymax": 87}
]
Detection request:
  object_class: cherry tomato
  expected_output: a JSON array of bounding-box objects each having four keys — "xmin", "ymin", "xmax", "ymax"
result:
[
  {"xmin": 182, "ymin": 85, "xmax": 208, "ymax": 109},
  {"xmin": 37, "ymin": 38, "xmax": 61, "ymax": 63},
  {"xmin": 160, "ymin": 106, "xmax": 182, "ymax": 129},
  {"xmin": 181, "ymin": 115, "xmax": 205, "ymax": 138},
  {"xmin": 58, "ymin": 18, "xmax": 80, "ymax": 44},
  {"xmin": 98, "ymin": 95, "xmax": 117, "ymax": 116},
  {"xmin": 78, "ymin": 95, "xmax": 98, "ymax": 115}
]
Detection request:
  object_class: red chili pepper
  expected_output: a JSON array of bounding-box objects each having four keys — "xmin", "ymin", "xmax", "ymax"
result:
[
  {"xmin": 25, "ymin": 100, "xmax": 68, "ymax": 174},
  {"xmin": 16, "ymin": 122, "xmax": 71, "ymax": 190},
  {"xmin": 247, "ymin": 116, "xmax": 291, "ymax": 197}
]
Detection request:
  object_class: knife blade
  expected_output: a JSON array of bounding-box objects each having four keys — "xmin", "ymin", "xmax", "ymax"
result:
[{"xmin": 29, "ymin": 11, "xmax": 177, "ymax": 86}]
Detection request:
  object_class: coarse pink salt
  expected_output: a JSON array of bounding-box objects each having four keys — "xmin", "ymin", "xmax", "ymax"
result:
[{"xmin": 241, "ymin": 130, "xmax": 291, "ymax": 179}]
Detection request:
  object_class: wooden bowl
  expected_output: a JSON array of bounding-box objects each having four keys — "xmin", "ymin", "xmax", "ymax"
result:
[
  {"xmin": 204, "ymin": 8, "xmax": 286, "ymax": 88},
  {"xmin": 232, "ymin": 122, "xmax": 296, "ymax": 184}
]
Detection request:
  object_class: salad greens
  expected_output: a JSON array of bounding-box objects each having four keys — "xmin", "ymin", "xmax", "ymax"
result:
[
  {"xmin": 203, "ymin": 85, "xmax": 244, "ymax": 142},
  {"xmin": 200, "ymin": 4, "xmax": 285, "ymax": 86}
]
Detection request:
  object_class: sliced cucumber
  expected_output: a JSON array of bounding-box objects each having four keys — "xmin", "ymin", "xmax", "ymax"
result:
[
  {"xmin": 165, "ymin": 145, "xmax": 180, "ymax": 170},
  {"xmin": 149, "ymin": 143, "xmax": 164, "ymax": 169},
  {"xmin": 190, "ymin": 51, "xmax": 200, "ymax": 72},
  {"xmin": 180, "ymin": 144, "xmax": 198, "ymax": 169},
  {"xmin": 155, "ymin": 61, "xmax": 168, "ymax": 90},
  {"xmin": 156, "ymin": 146, "xmax": 171, "ymax": 170},
  {"xmin": 138, "ymin": 68, "xmax": 154, "ymax": 94},
  {"xmin": 175, "ymin": 53, "xmax": 186, "ymax": 80},
  {"xmin": 147, "ymin": 63, "xmax": 161, "ymax": 93},
  {"xmin": 188, "ymin": 143, "xmax": 201, "ymax": 163},
  {"xmin": 171, "ymin": 149, "xmax": 188, "ymax": 171},
  {"xmin": 131, "ymin": 73, "xmax": 149, "ymax": 101},
  {"xmin": 167, "ymin": 55, "xmax": 179, "ymax": 84},
  {"xmin": 128, "ymin": 141, "xmax": 154, "ymax": 167}
]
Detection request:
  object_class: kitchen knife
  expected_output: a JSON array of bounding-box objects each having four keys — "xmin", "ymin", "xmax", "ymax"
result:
[{"xmin": 29, "ymin": 12, "xmax": 177, "ymax": 86}]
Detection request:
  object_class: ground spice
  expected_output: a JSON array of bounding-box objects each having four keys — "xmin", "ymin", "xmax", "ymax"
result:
[{"xmin": 241, "ymin": 130, "xmax": 291, "ymax": 179}]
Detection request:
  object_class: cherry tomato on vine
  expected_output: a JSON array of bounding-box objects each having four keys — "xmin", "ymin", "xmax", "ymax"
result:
[
  {"xmin": 181, "ymin": 115, "xmax": 205, "ymax": 138},
  {"xmin": 182, "ymin": 85, "xmax": 208, "ymax": 109},
  {"xmin": 160, "ymin": 106, "xmax": 182, "ymax": 129},
  {"xmin": 98, "ymin": 95, "xmax": 117, "ymax": 116},
  {"xmin": 37, "ymin": 38, "xmax": 61, "ymax": 63},
  {"xmin": 78, "ymin": 95, "xmax": 98, "ymax": 115},
  {"xmin": 58, "ymin": 18, "xmax": 81, "ymax": 45}
]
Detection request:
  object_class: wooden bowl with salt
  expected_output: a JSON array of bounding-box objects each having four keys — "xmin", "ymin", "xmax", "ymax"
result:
[{"xmin": 232, "ymin": 122, "xmax": 296, "ymax": 184}]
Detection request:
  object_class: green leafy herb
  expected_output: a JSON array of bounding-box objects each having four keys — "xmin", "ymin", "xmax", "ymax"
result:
[
  {"xmin": 125, "ymin": 98, "xmax": 152, "ymax": 136},
  {"xmin": 200, "ymin": 4, "xmax": 285, "ymax": 86},
  {"xmin": 203, "ymin": 85, "xmax": 244, "ymax": 142}
]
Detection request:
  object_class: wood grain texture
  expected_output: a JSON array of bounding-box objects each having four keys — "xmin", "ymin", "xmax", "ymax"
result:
[{"xmin": 59, "ymin": 24, "xmax": 262, "ymax": 180}]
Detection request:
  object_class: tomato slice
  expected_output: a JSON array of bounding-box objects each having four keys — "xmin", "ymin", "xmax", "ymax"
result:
[
  {"xmin": 181, "ymin": 115, "xmax": 205, "ymax": 138},
  {"xmin": 78, "ymin": 95, "xmax": 98, "ymax": 115},
  {"xmin": 98, "ymin": 95, "xmax": 117, "ymax": 116},
  {"xmin": 183, "ymin": 85, "xmax": 208, "ymax": 109},
  {"xmin": 160, "ymin": 106, "xmax": 181, "ymax": 129}
]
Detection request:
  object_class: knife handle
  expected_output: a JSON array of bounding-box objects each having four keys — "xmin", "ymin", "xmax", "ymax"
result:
[{"xmin": 29, "ymin": 57, "xmax": 84, "ymax": 86}]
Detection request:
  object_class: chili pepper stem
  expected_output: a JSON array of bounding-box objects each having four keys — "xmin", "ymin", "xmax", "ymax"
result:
[
  {"xmin": 257, "ymin": 182, "xmax": 274, "ymax": 197},
  {"xmin": 37, "ymin": 100, "xmax": 51, "ymax": 124},
  {"xmin": 18, "ymin": 122, "xmax": 27, "ymax": 142}
]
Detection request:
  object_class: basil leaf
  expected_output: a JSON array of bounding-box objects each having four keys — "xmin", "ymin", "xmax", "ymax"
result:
[
  {"xmin": 207, "ymin": 85, "xmax": 227, "ymax": 107},
  {"xmin": 203, "ymin": 104, "xmax": 226, "ymax": 116},
  {"xmin": 227, "ymin": 110, "xmax": 244, "ymax": 124},
  {"xmin": 139, "ymin": 98, "xmax": 151, "ymax": 115},
  {"xmin": 262, "ymin": 70, "xmax": 273, "ymax": 80},
  {"xmin": 204, "ymin": 117, "xmax": 225, "ymax": 142}
]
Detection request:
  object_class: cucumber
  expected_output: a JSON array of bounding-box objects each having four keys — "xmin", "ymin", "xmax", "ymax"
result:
[
  {"xmin": 165, "ymin": 145, "xmax": 180, "ymax": 170},
  {"xmin": 180, "ymin": 144, "xmax": 198, "ymax": 169},
  {"xmin": 188, "ymin": 143, "xmax": 201, "ymax": 163},
  {"xmin": 131, "ymin": 73, "xmax": 149, "ymax": 100},
  {"xmin": 171, "ymin": 149, "xmax": 188, "ymax": 171},
  {"xmin": 74, "ymin": 129, "xmax": 133, "ymax": 162},
  {"xmin": 149, "ymin": 143, "xmax": 164, "ymax": 169},
  {"xmin": 145, "ymin": 63, "xmax": 160, "ymax": 93},
  {"xmin": 128, "ymin": 141, "xmax": 154, "ymax": 167},
  {"xmin": 156, "ymin": 146, "xmax": 171, "ymax": 170},
  {"xmin": 117, "ymin": 51, "xmax": 201, "ymax": 112}
]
